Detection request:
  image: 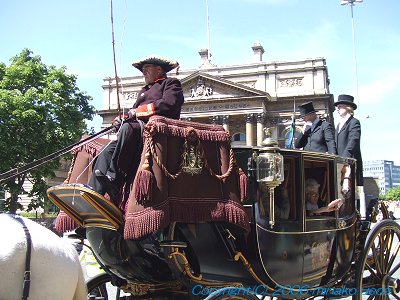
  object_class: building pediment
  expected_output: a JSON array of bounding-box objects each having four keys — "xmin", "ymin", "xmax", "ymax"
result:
[{"xmin": 180, "ymin": 71, "xmax": 269, "ymax": 102}]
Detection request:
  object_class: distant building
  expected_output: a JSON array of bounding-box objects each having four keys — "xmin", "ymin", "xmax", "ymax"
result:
[{"xmin": 363, "ymin": 160, "xmax": 400, "ymax": 194}]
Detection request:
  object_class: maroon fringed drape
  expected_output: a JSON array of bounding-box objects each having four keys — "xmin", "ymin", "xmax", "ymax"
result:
[
  {"xmin": 124, "ymin": 116, "xmax": 249, "ymax": 240},
  {"xmin": 54, "ymin": 137, "xmax": 110, "ymax": 233}
]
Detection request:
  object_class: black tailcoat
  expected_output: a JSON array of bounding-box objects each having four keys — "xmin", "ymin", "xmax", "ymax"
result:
[
  {"xmin": 336, "ymin": 115, "xmax": 363, "ymax": 185},
  {"xmin": 295, "ymin": 119, "xmax": 337, "ymax": 154}
]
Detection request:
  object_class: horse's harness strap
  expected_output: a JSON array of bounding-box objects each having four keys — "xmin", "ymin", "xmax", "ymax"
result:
[{"xmin": 11, "ymin": 215, "xmax": 32, "ymax": 300}]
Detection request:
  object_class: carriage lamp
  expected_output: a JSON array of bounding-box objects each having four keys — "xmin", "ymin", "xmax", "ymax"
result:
[{"xmin": 256, "ymin": 152, "xmax": 284, "ymax": 227}]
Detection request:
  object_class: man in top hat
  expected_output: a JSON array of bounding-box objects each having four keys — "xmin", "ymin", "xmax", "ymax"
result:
[
  {"xmin": 89, "ymin": 55, "xmax": 184, "ymax": 198},
  {"xmin": 335, "ymin": 94, "xmax": 363, "ymax": 185},
  {"xmin": 295, "ymin": 101, "xmax": 337, "ymax": 154}
]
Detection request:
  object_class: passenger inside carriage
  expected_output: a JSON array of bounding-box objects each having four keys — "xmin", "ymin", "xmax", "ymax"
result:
[{"xmin": 305, "ymin": 178, "xmax": 343, "ymax": 217}]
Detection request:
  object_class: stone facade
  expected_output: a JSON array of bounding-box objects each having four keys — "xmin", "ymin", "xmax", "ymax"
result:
[{"xmin": 99, "ymin": 42, "xmax": 335, "ymax": 148}]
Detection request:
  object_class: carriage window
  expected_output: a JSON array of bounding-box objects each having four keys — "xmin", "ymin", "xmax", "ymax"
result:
[
  {"xmin": 258, "ymin": 157, "xmax": 296, "ymax": 221},
  {"xmin": 304, "ymin": 159, "xmax": 334, "ymax": 218}
]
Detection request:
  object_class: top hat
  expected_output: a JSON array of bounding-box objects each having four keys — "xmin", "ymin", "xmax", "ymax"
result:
[
  {"xmin": 334, "ymin": 94, "xmax": 357, "ymax": 110},
  {"xmin": 298, "ymin": 101, "xmax": 316, "ymax": 117},
  {"xmin": 132, "ymin": 55, "xmax": 179, "ymax": 73}
]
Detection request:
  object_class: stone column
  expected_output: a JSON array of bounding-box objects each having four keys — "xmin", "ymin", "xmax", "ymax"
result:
[
  {"xmin": 222, "ymin": 115, "xmax": 230, "ymax": 132},
  {"xmin": 245, "ymin": 114, "xmax": 255, "ymax": 146},
  {"xmin": 256, "ymin": 113, "xmax": 265, "ymax": 146}
]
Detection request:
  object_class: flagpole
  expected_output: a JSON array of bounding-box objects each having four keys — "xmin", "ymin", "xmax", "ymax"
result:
[
  {"xmin": 285, "ymin": 97, "xmax": 296, "ymax": 149},
  {"xmin": 205, "ymin": 0, "xmax": 211, "ymax": 59},
  {"xmin": 292, "ymin": 97, "xmax": 296, "ymax": 148}
]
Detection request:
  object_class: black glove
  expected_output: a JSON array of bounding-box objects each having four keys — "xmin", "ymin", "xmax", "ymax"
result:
[
  {"xmin": 112, "ymin": 114, "xmax": 128, "ymax": 128},
  {"xmin": 128, "ymin": 108, "xmax": 136, "ymax": 119}
]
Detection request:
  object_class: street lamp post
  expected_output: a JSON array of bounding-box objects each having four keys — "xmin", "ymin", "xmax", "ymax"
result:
[
  {"xmin": 340, "ymin": 0, "xmax": 363, "ymax": 111},
  {"xmin": 341, "ymin": 0, "xmax": 365, "ymax": 218}
]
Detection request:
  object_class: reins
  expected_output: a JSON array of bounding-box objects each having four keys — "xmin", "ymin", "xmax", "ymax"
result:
[
  {"xmin": 10, "ymin": 215, "xmax": 32, "ymax": 300},
  {"xmin": 0, "ymin": 124, "xmax": 118, "ymax": 184}
]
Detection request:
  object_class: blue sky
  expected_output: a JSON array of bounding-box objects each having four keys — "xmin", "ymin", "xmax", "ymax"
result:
[{"xmin": 1, "ymin": 0, "xmax": 399, "ymax": 164}]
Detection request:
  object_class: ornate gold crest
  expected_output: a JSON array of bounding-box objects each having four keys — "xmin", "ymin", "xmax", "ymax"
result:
[{"xmin": 182, "ymin": 127, "xmax": 204, "ymax": 175}]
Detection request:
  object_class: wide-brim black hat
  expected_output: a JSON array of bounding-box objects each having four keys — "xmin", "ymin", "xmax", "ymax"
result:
[
  {"xmin": 132, "ymin": 55, "xmax": 179, "ymax": 73},
  {"xmin": 298, "ymin": 101, "xmax": 316, "ymax": 117},
  {"xmin": 334, "ymin": 94, "xmax": 357, "ymax": 110}
]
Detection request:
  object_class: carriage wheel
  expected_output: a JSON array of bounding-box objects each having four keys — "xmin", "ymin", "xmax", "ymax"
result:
[
  {"xmin": 354, "ymin": 219, "xmax": 400, "ymax": 300},
  {"xmin": 87, "ymin": 273, "xmax": 124, "ymax": 300}
]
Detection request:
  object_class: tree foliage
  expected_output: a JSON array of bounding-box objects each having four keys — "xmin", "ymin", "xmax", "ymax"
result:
[
  {"xmin": 383, "ymin": 185, "xmax": 400, "ymax": 201},
  {"xmin": 0, "ymin": 49, "xmax": 95, "ymax": 213}
]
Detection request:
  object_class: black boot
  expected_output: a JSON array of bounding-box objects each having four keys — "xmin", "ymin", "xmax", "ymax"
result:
[{"xmin": 94, "ymin": 169, "xmax": 121, "ymax": 199}]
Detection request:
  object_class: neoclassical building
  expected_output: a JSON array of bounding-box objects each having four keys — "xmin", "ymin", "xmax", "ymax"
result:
[{"xmin": 99, "ymin": 42, "xmax": 335, "ymax": 147}]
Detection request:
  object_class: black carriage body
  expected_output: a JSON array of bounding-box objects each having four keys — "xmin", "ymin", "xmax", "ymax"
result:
[
  {"xmin": 84, "ymin": 145, "xmax": 359, "ymax": 298},
  {"xmin": 233, "ymin": 146, "xmax": 358, "ymax": 292}
]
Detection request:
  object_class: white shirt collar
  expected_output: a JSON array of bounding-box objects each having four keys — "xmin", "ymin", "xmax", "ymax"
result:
[{"xmin": 338, "ymin": 114, "xmax": 351, "ymax": 131}]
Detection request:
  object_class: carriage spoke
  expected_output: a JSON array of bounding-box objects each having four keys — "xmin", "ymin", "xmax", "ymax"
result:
[
  {"xmin": 365, "ymin": 262, "xmax": 380, "ymax": 282},
  {"xmin": 388, "ymin": 261, "xmax": 400, "ymax": 278},
  {"xmin": 377, "ymin": 233, "xmax": 386, "ymax": 275},
  {"xmin": 371, "ymin": 240, "xmax": 383, "ymax": 276},
  {"xmin": 381, "ymin": 229, "xmax": 394, "ymax": 274},
  {"xmin": 387, "ymin": 243, "xmax": 400, "ymax": 274},
  {"xmin": 392, "ymin": 293, "xmax": 400, "ymax": 300}
]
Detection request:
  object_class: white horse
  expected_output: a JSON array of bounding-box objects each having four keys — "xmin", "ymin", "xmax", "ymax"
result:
[{"xmin": 0, "ymin": 214, "xmax": 87, "ymax": 300}]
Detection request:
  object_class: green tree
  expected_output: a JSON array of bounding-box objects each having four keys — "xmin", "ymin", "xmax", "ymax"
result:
[
  {"xmin": 0, "ymin": 49, "xmax": 95, "ymax": 213},
  {"xmin": 384, "ymin": 186, "xmax": 400, "ymax": 201}
]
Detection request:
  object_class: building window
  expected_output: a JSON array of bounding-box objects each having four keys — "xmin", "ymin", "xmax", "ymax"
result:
[{"xmin": 232, "ymin": 132, "xmax": 246, "ymax": 142}]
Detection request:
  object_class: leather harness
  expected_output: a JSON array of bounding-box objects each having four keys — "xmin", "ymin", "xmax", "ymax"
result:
[{"xmin": 10, "ymin": 215, "xmax": 32, "ymax": 300}]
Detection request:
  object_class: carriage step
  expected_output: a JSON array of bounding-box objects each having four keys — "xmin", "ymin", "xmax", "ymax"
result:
[
  {"xmin": 159, "ymin": 240, "xmax": 187, "ymax": 248},
  {"xmin": 47, "ymin": 184, "xmax": 123, "ymax": 230}
]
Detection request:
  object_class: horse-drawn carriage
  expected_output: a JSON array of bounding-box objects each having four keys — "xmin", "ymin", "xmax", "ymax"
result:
[{"xmin": 47, "ymin": 116, "xmax": 400, "ymax": 299}]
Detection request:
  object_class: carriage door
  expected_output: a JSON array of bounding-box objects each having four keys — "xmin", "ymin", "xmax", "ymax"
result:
[
  {"xmin": 255, "ymin": 155, "xmax": 305, "ymax": 287},
  {"xmin": 333, "ymin": 160, "xmax": 357, "ymax": 281},
  {"xmin": 302, "ymin": 156, "xmax": 337, "ymax": 287}
]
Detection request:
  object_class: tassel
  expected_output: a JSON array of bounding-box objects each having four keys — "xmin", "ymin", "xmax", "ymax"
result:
[
  {"xmin": 239, "ymin": 168, "xmax": 248, "ymax": 201},
  {"xmin": 54, "ymin": 211, "xmax": 78, "ymax": 233},
  {"xmin": 134, "ymin": 152, "xmax": 154, "ymax": 205}
]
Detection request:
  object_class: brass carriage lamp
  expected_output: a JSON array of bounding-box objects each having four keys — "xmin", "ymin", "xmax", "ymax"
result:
[{"xmin": 256, "ymin": 152, "xmax": 284, "ymax": 228}]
